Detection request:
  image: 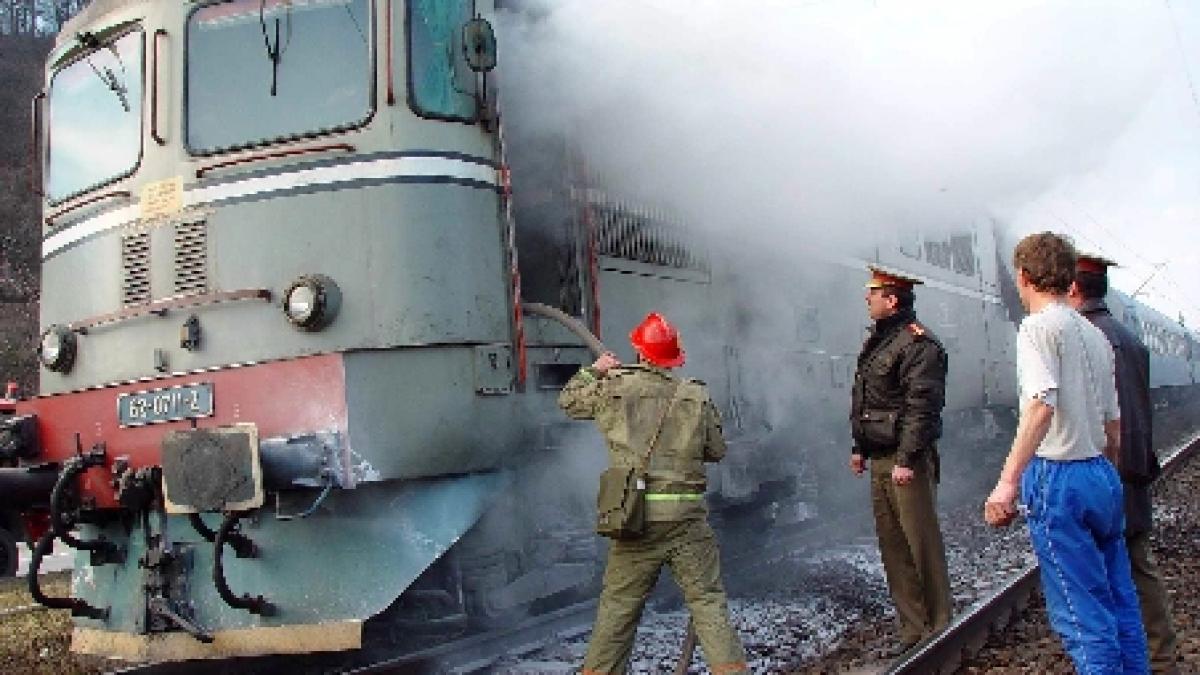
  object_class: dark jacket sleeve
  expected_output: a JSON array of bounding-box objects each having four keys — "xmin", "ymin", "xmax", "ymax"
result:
[
  {"xmin": 1115, "ymin": 338, "xmax": 1158, "ymax": 484},
  {"xmin": 895, "ymin": 339, "xmax": 947, "ymax": 468}
]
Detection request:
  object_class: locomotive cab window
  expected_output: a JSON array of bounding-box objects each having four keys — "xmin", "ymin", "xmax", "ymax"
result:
[
  {"xmin": 406, "ymin": 0, "xmax": 478, "ymax": 121},
  {"xmin": 47, "ymin": 29, "xmax": 145, "ymax": 204},
  {"xmin": 185, "ymin": 0, "xmax": 374, "ymax": 155}
]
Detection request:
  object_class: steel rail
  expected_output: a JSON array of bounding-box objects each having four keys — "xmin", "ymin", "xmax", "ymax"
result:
[
  {"xmin": 885, "ymin": 431, "xmax": 1200, "ymax": 675},
  {"xmin": 345, "ymin": 599, "xmax": 598, "ymax": 674}
]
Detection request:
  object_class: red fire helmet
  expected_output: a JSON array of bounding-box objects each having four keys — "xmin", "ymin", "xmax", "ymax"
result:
[{"xmin": 629, "ymin": 312, "xmax": 685, "ymax": 368}]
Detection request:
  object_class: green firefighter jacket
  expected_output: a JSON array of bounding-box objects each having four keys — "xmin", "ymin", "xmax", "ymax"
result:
[
  {"xmin": 559, "ymin": 363, "xmax": 726, "ymax": 521},
  {"xmin": 850, "ymin": 309, "xmax": 948, "ymax": 469}
]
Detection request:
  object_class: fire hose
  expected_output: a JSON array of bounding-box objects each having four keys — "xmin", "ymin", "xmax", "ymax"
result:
[{"xmin": 520, "ymin": 302, "xmax": 606, "ymax": 357}]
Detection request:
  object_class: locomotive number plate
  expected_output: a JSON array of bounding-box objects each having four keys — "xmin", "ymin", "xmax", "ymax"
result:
[{"xmin": 118, "ymin": 383, "xmax": 214, "ymax": 427}]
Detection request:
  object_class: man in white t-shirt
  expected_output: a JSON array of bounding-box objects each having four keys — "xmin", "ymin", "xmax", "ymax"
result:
[{"xmin": 985, "ymin": 232, "xmax": 1148, "ymax": 674}]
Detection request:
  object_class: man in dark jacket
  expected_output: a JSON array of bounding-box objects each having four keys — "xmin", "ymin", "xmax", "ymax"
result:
[
  {"xmin": 850, "ymin": 266, "xmax": 951, "ymax": 650},
  {"xmin": 1068, "ymin": 254, "xmax": 1179, "ymax": 673}
]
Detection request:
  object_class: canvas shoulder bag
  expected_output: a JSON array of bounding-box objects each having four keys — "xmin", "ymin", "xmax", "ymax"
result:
[{"xmin": 596, "ymin": 380, "xmax": 683, "ymax": 540}]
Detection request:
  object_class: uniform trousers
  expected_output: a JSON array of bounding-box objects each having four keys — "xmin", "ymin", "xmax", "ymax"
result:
[
  {"xmin": 1124, "ymin": 527, "xmax": 1179, "ymax": 673},
  {"xmin": 869, "ymin": 453, "xmax": 952, "ymax": 644},
  {"xmin": 582, "ymin": 518, "xmax": 748, "ymax": 675},
  {"xmin": 1021, "ymin": 456, "xmax": 1148, "ymax": 675}
]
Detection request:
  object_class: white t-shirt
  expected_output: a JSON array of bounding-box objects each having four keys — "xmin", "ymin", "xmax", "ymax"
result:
[{"xmin": 1016, "ymin": 302, "xmax": 1119, "ymax": 461}]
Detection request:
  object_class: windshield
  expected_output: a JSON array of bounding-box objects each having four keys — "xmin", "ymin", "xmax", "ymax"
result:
[
  {"xmin": 47, "ymin": 30, "xmax": 144, "ymax": 203},
  {"xmin": 186, "ymin": 0, "xmax": 373, "ymax": 155},
  {"xmin": 407, "ymin": 0, "xmax": 476, "ymax": 120}
]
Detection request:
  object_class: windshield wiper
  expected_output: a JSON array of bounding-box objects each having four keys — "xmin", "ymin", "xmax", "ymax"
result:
[
  {"xmin": 76, "ymin": 32, "xmax": 131, "ymax": 113},
  {"xmin": 259, "ymin": 0, "xmax": 294, "ymax": 97}
]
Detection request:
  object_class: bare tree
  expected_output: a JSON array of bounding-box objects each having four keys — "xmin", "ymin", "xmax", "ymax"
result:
[
  {"xmin": 46, "ymin": 0, "xmax": 90, "ymax": 33},
  {"xmin": 0, "ymin": 0, "xmax": 89, "ymax": 35}
]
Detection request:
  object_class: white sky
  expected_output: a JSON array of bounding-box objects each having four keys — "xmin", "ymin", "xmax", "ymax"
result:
[
  {"xmin": 1004, "ymin": 2, "xmax": 1200, "ymax": 329},
  {"xmin": 505, "ymin": 0, "xmax": 1200, "ymax": 328}
]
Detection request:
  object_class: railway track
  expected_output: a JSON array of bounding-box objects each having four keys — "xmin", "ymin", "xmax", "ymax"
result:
[
  {"xmin": 345, "ymin": 600, "xmax": 598, "ymax": 674},
  {"xmin": 6, "ymin": 433, "xmax": 1196, "ymax": 673},
  {"xmin": 101, "ymin": 601, "xmax": 601, "ymax": 675},
  {"xmin": 883, "ymin": 431, "xmax": 1200, "ymax": 675}
]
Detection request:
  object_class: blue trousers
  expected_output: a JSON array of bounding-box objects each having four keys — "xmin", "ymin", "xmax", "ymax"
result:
[{"xmin": 1022, "ymin": 456, "xmax": 1148, "ymax": 675}]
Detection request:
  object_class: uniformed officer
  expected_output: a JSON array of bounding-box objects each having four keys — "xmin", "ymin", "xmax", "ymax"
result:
[
  {"xmin": 850, "ymin": 266, "xmax": 951, "ymax": 650},
  {"xmin": 1068, "ymin": 254, "xmax": 1179, "ymax": 674},
  {"xmin": 559, "ymin": 312, "xmax": 748, "ymax": 675}
]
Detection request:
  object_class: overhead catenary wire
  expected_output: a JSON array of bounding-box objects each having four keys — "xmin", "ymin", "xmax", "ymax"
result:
[
  {"xmin": 1164, "ymin": 0, "xmax": 1200, "ymax": 127},
  {"xmin": 1060, "ymin": 200, "xmax": 1200, "ymax": 320}
]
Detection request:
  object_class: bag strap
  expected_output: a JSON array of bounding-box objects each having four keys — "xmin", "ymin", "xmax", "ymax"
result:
[{"xmin": 640, "ymin": 380, "xmax": 685, "ymax": 471}]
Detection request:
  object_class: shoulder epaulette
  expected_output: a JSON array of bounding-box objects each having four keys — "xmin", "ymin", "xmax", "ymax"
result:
[{"xmin": 907, "ymin": 322, "xmax": 926, "ymax": 337}]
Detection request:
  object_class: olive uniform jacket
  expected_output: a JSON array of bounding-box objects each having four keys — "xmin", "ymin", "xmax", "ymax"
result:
[
  {"xmin": 1079, "ymin": 297, "xmax": 1159, "ymax": 534},
  {"xmin": 558, "ymin": 363, "xmax": 726, "ymax": 522},
  {"xmin": 850, "ymin": 309, "xmax": 948, "ymax": 471}
]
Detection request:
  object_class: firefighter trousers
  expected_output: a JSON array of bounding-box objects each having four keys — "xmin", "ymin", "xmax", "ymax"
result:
[{"xmin": 582, "ymin": 518, "xmax": 748, "ymax": 674}]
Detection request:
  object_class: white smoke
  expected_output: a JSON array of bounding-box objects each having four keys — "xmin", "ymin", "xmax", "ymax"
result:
[
  {"xmin": 499, "ymin": 0, "xmax": 1170, "ymax": 251},
  {"xmin": 495, "ymin": 2, "xmax": 1191, "ymax": 528}
]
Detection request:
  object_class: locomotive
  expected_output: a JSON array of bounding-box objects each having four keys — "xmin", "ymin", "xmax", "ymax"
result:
[{"xmin": 0, "ymin": 0, "xmax": 1197, "ymax": 664}]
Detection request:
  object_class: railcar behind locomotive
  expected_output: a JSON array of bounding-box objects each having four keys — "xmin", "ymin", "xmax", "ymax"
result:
[{"xmin": 0, "ymin": 0, "xmax": 1197, "ymax": 665}]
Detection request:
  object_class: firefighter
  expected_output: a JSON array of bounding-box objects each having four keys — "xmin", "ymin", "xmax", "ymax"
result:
[
  {"xmin": 850, "ymin": 266, "xmax": 952, "ymax": 651},
  {"xmin": 559, "ymin": 312, "xmax": 748, "ymax": 675}
]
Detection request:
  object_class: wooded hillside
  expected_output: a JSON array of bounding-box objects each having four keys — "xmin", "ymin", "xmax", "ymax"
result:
[{"xmin": 0, "ymin": 35, "xmax": 53, "ymax": 393}]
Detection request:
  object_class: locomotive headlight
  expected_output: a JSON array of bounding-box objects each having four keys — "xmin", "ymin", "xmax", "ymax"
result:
[
  {"xmin": 38, "ymin": 325, "xmax": 77, "ymax": 373},
  {"xmin": 283, "ymin": 275, "xmax": 341, "ymax": 331}
]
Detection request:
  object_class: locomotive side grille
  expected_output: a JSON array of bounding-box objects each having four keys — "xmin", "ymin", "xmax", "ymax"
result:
[
  {"xmin": 588, "ymin": 199, "xmax": 710, "ymax": 274},
  {"xmin": 121, "ymin": 230, "xmax": 152, "ymax": 306},
  {"xmin": 173, "ymin": 219, "xmax": 209, "ymax": 295}
]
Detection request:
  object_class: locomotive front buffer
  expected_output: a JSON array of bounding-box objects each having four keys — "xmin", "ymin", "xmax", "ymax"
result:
[{"xmin": 0, "ymin": 393, "xmax": 351, "ymax": 643}]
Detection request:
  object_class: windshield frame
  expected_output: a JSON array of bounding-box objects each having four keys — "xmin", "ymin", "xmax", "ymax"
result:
[
  {"xmin": 404, "ymin": 0, "xmax": 480, "ymax": 124},
  {"xmin": 182, "ymin": 0, "xmax": 379, "ymax": 158},
  {"xmin": 45, "ymin": 25, "xmax": 147, "ymax": 207}
]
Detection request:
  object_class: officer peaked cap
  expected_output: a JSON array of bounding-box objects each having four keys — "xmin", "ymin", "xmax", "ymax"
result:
[
  {"xmin": 1076, "ymin": 254, "xmax": 1118, "ymax": 275},
  {"xmin": 865, "ymin": 265, "xmax": 923, "ymax": 291}
]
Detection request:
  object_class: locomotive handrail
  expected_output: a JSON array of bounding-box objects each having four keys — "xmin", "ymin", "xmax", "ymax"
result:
[
  {"xmin": 195, "ymin": 143, "xmax": 357, "ymax": 179},
  {"xmin": 151, "ymin": 29, "xmax": 167, "ymax": 146},
  {"xmin": 385, "ymin": 0, "xmax": 395, "ymax": 105},
  {"xmin": 44, "ymin": 190, "xmax": 132, "ymax": 227},
  {"xmin": 68, "ymin": 288, "xmax": 273, "ymax": 333},
  {"xmin": 29, "ymin": 91, "xmax": 45, "ymax": 197}
]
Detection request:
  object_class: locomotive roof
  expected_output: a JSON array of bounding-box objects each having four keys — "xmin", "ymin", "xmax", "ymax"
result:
[{"xmin": 57, "ymin": 0, "xmax": 143, "ymax": 47}]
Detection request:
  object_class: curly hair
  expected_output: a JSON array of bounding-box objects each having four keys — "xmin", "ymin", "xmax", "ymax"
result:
[{"xmin": 1013, "ymin": 232, "xmax": 1076, "ymax": 294}]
